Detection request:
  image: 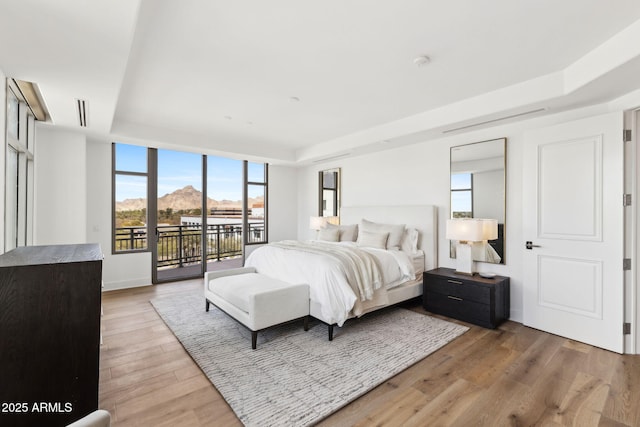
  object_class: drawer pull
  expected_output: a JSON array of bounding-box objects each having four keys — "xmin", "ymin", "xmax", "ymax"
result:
[
  {"xmin": 447, "ymin": 295, "xmax": 463, "ymax": 301},
  {"xmin": 447, "ymin": 280, "xmax": 463, "ymax": 285}
]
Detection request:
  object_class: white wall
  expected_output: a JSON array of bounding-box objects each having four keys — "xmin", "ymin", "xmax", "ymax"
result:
[
  {"xmin": 268, "ymin": 165, "xmax": 298, "ymax": 242},
  {"xmin": 34, "ymin": 126, "xmax": 88, "ymax": 245},
  {"xmin": 296, "ymin": 104, "xmax": 628, "ymax": 323}
]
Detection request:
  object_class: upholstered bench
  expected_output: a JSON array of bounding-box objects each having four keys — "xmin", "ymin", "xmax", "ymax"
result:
[{"xmin": 204, "ymin": 267, "xmax": 310, "ymax": 349}]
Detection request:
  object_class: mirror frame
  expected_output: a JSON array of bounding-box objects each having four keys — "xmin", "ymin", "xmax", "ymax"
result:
[
  {"xmin": 318, "ymin": 168, "xmax": 341, "ymax": 218},
  {"xmin": 450, "ymin": 138, "xmax": 506, "ymax": 264}
]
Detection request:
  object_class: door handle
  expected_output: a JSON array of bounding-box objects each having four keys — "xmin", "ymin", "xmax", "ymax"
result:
[{"xmin": 526, "ymin": 241, "xmax": 541, "ymax": 250}]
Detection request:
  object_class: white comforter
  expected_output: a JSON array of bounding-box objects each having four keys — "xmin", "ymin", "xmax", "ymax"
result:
[{"xmin": 245, "ymin": 240, "xmax": 416, "ymax": 326}]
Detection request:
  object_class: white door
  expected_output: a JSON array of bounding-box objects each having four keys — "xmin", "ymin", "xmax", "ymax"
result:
[{"xmin": 522, "ymin": 111, "xmax": 624, "ymax": 353}]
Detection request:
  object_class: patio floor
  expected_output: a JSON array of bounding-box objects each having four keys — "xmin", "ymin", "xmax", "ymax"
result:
[{"xmin": 156, "ymin": 257, "xmax": 243, "ymax": 282}]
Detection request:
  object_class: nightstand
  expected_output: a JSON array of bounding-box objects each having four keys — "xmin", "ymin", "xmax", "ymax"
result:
[{"xmin": 423, "ymin": 267, "xmax": 510, "ymax": 329}]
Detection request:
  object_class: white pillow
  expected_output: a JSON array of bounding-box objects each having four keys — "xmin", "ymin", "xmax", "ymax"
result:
[
  {"xmin": 357, "ymin": 230, "xmax": 389, "ymax": 249},
  {"xmin": 400, "ymin": 228, "xmax": 419, "ymax": 254},
  {"xmin": 359, "ymin": 219, "xmax": 405, "ymax": 249},
  {"xmin": 317, "ymin": 227, "xmax": 340, "ymax": 242},
  {"xmin": 326, "ymin": 223, "xmax": 358, "ymax": 242}
]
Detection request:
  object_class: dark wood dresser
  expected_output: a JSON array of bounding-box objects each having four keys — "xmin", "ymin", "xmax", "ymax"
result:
[
  {"xmin": 423, "ymin": 267, "xmax": 509, "ymax": 329},
  {"xmin": 0, "ymin": 244, "xmax": 103, "ymax": 427}
]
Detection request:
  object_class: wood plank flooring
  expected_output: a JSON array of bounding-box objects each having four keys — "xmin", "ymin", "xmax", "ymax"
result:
[{"xmin": 99, "ymin": 279, "xmax": 640, "ymax": 426}]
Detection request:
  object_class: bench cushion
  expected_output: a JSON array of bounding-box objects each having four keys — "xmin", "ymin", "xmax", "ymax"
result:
[{"xmin": 208, "ymin": 272, "xmax": 297, "ymax": 313}]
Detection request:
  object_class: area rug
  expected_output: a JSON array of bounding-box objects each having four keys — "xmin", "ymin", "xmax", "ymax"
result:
[{"xmin": 150, "ymin": 293, "xmax": 468, "ymax": 426}]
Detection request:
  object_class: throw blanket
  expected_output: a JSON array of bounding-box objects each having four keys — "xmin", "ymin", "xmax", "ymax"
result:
[{"xmin": 270, "ymin": 240, "xmax": 382, "ymax": 301}]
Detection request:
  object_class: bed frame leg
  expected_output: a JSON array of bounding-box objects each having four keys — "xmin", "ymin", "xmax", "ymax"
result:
[
  {"xmin": 251, "ymin": 331, "xmax": 258, "ymax": 350},
  {"xmin": 205, "ymin": 300, "xmax": 210, "ymax": 312},
  {"xmin": 303, "ymin": 316, "xmax": 309, "ymax": 331},
  {"xmin": 328, "ymin": 324, "xmax": 334, "ymax": 341}
]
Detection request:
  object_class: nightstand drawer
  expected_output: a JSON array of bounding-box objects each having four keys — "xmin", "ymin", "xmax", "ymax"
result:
[
  {"xmin": 427, "ymin": 276, "xmax": 491, "ymax": 304},
  {"xmin": 424, "ymin": 291, "xmax": 494, "ymax": 328}
]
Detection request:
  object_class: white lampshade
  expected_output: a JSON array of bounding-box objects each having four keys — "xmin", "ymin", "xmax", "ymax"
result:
[
  {"xmin": 479, "ymin": 218, "xmax": 498, "ymax": 241},
  {"xmin": 309, "ymin": 216, "xmax": 327, "ymax": 230},
  {"xmin": 446, "ymin": 218, "xmax": 498, "ymax": 242},
  {"xmin": 446, "ymin": 219, "xmax": 485, "ymax": 242}
]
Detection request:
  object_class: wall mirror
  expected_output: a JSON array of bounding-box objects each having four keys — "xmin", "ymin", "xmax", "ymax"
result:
[
  {"xmin": 450, "ymin": 138, "xmax": 506, "ymax": 264},
  {"xmin": 319, "ymin": 168, "xmax": 340, "ymax": 218}
]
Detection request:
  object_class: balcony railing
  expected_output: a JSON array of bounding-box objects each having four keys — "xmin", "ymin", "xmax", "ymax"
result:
[{"xmin": 114, "ymin": 222, "xmax": 264, "ymax": 269}]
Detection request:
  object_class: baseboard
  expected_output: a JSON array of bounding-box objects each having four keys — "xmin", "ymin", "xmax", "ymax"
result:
[{"xmin": 102, "ymin": 278, "xmax": 151, "ymax": 291}]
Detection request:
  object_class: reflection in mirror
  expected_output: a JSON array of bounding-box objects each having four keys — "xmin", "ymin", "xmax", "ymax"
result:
[
  {"xmin": 450, "ymin": 138, "xmax": 506, "ymax": 264},
  {"xmin": 319, "ymin": 168, "xmax": 340, "ymax": 218}
]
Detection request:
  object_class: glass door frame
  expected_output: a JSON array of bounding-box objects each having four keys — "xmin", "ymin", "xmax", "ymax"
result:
[{"xmin": 150, "ymin": 150, "xmax": 208, "ymax": 284}]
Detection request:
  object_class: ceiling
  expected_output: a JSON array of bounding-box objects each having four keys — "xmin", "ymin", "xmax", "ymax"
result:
[{"xmin": 2, "ymin": 0, "xmax": 640, "ymax": 165}]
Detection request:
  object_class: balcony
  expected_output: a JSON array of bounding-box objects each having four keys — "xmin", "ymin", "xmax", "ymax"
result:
[{"xmin": 115, "ymin": 222, "xmax": 264, "ymax": 280}]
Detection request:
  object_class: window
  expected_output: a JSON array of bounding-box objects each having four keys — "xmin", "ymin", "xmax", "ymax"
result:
[
  {"xmin": 319, "ymin": 168, "xmax": 340, "ymax": 217},
  {"xmin": 4, "ymin": 81, "xmax": 35, "ymax": 251},
  {"xmin": 244, "ymin": 161, "xmax": 268, "ymax": 245},
  {"xmin": 7, "ymin": 88, "xmax": 18, "ymax": 139},
  {"xmin": 451, "ymin": 173, "xmax": 473, "ymax": 218},
  {"xmin": 112, "ymin": 144, "xmax": 269, "ymax": 268},
  {"xmin": 5, "ymin": 146, "xmax": 18, "ymax": 249},
  {"xmin": 112, "ymin": 143, "xmax": 149, "ymax": 252}
]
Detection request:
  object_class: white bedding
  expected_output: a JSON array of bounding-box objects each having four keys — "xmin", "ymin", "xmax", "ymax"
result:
[{"xmin": 244, "ymin": 240, "xmax": 419, "ymax": 326}]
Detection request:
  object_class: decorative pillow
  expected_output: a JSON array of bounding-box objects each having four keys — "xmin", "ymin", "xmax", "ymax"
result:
[
  {"xmin": 325, "ymin": 223, "xmax": 358, "ymax": 242},
  {"xmin": 317, "ymin": 227, "xmax": 340, "ymax": 242},
  {"xmin": 400, "ymin": 228, "xmax": 419, "ymax": 254},
  {"xmin": 359, "ymin": 219, "xmax": 405, "ymax": 249},
  {"xmin": 357, "ymin": 230, "xmax": 389, "ymax": 249}
]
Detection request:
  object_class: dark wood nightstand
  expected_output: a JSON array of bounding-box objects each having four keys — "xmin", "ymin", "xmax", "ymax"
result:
[{"xmin": 423, "ymin": 267, "xmax": 510, "ymax": 329}]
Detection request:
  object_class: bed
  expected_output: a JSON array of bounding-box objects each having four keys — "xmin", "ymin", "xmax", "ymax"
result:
[{"xmin": 245, "ymin": 205, "xmax": 438, "ymax": 338}]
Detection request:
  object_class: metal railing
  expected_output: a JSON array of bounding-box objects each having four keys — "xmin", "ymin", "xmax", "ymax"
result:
[
  {"xmin": 114, "ymin": 222, "xmax": 265, "ymax": 268},
  {"xmin": 114, "ymin": 227, "xmax": 147, "ymax": 251}
]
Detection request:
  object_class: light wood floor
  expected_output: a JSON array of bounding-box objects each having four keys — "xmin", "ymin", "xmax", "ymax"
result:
[{"xmin": 100, "ymin": 279, "xmax": 640, "ymax": 426}]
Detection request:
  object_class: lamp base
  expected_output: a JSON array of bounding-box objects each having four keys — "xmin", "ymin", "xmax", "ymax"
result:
[{"xmin": 455, "ymin": 242, "xmax": 475, "ymax": 276}]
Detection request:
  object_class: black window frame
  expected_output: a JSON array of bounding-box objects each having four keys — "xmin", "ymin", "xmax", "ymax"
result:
[
  {"xmin": 243, "ymin": 161, "xmax": 268, "ymax": 246},
  {"xmin": 111, "ymin": 143, "xmax": 151, "ymax": 254}
]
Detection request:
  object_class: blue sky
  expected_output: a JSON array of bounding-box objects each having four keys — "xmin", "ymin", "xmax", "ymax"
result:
[
  {"xmin": 451, "ymin": 173, "xmax": 472, "ymax": 213},
  {"xmin": 115, "ymin": 143, "xmax": 264, "ymax": 201}
]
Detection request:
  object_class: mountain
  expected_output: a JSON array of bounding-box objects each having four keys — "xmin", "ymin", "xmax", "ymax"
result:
[
  {"xmin": 115, "ymin": 197, "xmax": 147, "ymax": 212},
  {"xmin": 156, "ymin": 185, "xmax": 214, "ymax": 211},
  {"xmin": 115, "ymin": 185, "xmax": 262, "ymax": 212}
]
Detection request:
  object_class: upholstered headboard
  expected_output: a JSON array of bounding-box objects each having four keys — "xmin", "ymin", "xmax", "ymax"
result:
[{"xmin": 340, "ymin": 205, "xmax": 438, "ymax": 272}]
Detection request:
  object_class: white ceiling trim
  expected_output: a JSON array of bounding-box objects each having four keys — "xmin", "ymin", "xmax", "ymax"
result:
[
  {"xmin": 111, "ymin": 119, "xmax": 296, "ymax": 163},
  {"xmin": 564, "ymin": 19, "xmax": 640, "ymax": 93}
]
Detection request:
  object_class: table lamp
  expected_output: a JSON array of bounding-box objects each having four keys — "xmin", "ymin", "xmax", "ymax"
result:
[{"xmin": 446, "ymin": 218, "xmax": 498, "ymax": 275}]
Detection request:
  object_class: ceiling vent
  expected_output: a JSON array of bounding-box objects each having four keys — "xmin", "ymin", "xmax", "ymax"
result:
[
  {"xmin": 76, "ymin": 99, "xmax": 88, "ymax": 127},
  {"xmin": 312, "ymin": 152, "xmax": 352, "ymax": 163}
]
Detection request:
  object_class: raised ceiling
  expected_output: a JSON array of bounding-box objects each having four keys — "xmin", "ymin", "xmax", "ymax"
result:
[{"xmin": 1, "ymin": 0, "xmax": 640, "ymax": 164}]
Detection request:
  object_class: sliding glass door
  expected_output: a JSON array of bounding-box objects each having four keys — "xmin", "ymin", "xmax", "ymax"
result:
[
  {"xmin": 205, "ymin": 156, "xmax": 244, "ymax": 270},
  {"xmin": 153, "ymin": 149, "xmax": 205, "ymax": 283}
]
